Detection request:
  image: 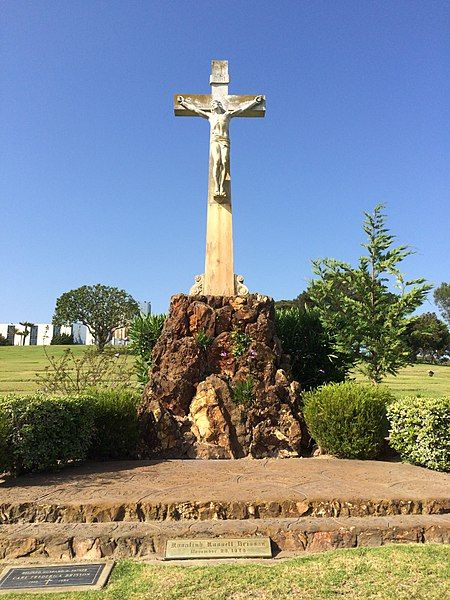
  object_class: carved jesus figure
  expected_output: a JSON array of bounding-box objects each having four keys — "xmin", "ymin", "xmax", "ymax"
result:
[{"xmin": 178, "ymin": 95, "xmax": 263, "ymax": 197}]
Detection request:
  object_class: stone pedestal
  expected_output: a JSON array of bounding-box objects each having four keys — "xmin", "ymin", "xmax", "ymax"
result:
[{"xmin": 138, "ymin": 294, "xmax": 304, "ymax": 459}]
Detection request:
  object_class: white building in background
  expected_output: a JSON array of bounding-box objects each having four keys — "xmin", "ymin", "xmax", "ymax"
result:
[
  {"xmin": 0, "ymin": 323, "xmax": 75, "ymax": 346},
  {"xmin": 0, "ymin": 300, "xmax": 152, "ymax": 346},
  {"xmin": 139, "ymin": 301, "xmax": 151, "ymax": 316},
  {"xmin": 69, "ymin": 323, "xmax": 95, "ymax": 346}
]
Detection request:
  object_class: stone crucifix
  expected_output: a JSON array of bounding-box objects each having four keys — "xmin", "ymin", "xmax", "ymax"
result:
[{"xmin": 174, "ymin": 60, "xmax": 265, "ymax": 296}]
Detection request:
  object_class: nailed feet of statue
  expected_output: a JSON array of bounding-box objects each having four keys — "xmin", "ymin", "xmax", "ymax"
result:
[{"xmin": 214, "ymin": 189, "xmax": 227, "ymax": 198}]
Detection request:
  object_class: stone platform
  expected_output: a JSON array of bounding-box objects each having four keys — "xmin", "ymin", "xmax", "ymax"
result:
[{"xmin": 0, "ymin": 458, "xmax": 448, "ymax": 561}]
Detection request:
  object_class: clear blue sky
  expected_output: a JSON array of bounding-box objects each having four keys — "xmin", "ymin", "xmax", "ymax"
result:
[{"xmin": 1, "ymin": 0, "xmax": 449, "ymax": 320}]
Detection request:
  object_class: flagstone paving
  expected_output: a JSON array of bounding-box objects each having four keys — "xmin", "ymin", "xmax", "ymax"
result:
[
  {"xmin": 0, "ymin": 458, "xmax": 448, "ymax": 561},
  {"xmin": 0, "ymin": 458, "xmax": 450, "ymax": 523},
  {"xmin": 0, "ymin": 458, "xmax": 448, "ymax": 510}
]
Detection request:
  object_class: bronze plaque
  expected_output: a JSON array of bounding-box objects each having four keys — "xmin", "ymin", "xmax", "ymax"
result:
[
  {"xmin": 165, "ymin": 537, "xmax": 272, "ymax": 560},
  {"xmin": 0, "ymin": 563, "xmax": 114, "ymax": 594}
]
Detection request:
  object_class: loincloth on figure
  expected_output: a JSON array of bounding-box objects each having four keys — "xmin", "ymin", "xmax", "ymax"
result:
[{"xmin": 211, "ymin": 134, "xmax": 230, "ymax": 148}]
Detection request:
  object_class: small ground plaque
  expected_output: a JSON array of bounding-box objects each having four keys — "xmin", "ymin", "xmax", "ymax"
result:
[
  {"xmin": 165, "ymin": 537, "xmax": 272, "ymax": 560},
  {"xmin": 0, "ymin": 563, "xmax": 113, "ymax": 594}
]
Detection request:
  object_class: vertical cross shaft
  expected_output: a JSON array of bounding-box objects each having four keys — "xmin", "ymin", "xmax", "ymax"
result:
[
  {"xmin": 174, "ymin": 60, "xmax": 265, "ymax": 296},
  {"xmin": 205, "ymin": 60, "xmax": 234, "ymax": 295}
]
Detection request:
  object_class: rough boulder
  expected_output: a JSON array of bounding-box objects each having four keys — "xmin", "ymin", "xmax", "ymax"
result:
[{"xmin": 138, "ymin": 294, "xmax": 304, "ymax": 459}]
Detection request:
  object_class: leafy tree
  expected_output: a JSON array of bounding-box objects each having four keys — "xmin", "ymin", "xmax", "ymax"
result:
[
  {"xmin": 275, "ymin": 291, "xmax": 312, "ymax": 311},
  {"xmin": 434, "ymin": 283, "xmax": 450, "ymax": 327},
  {"xmin": 274, "ymin": 299, "xmax": 296, "ymax": 310},
  {"xmin": 128, "ymin": 313, "xmax": 166, "ymax": 386},
  {"xmin": 53, "ymin": 284, "xmax": 139, "ymax": 352},
  {"xmin": 404, "ymin": 312, "xmax": 450, "ymax": 363},
  {"xmin": 307, "ymin": 205, "xmax": 432, "ymax": 383}
]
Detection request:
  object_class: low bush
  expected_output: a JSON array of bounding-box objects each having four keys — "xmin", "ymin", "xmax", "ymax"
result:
[
  {"xmin": 88, "ymin": 388, "xmax": 140, "ymax": 459},
  {"xmin": 275, "ymin": 307, "xmax": 351, "ymax": 390},
  {"xmin": 36, "ymin": 347, "xmax": 134, "ymax": 394},
  {"xmin": 231, "ymin": 329, "xmax": 252, "ymax": 358},
  {"xmin": 196, "ymin": 329, "xmax": 213, "ymax": 351},
  {"xmin": 0, "ymin": 395, "xmax": 94, "ymax": 475},
  {"xmin": 0, "ymin": 410, "xmax": 11, "ymax": 470},
  {"xmin": 50, "ymin": 333, "xmax": 74, "ymax": 345},
  {"xmin": 387, "ymin": 396, "xmax": 449, "ymax": 471},
  {"xmin": 0, "ymin": 389, "xmax": 142, "ymax": 474},
  {"xmin": 105, "ymin": 345, "xmax": 130, "ymax": 355},
  {"xmin": 231, "ymin": 377, "xmax": 255, "ymax": 407},
  {"xmin": 303, "ymin": 382, "xmax": 392, "ymax": 459},
  {"xmin": 0, "ymin": 334, "xmax": 11, "ymax": 346}
]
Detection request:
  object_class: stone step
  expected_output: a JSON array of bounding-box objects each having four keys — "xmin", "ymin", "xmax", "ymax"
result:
[
  {"xmin": 1, "ymin": 459, "xmax": 448, "ymax": 525},
  {"xmin": 0, "ymin": 515, "xmax": 448, "ymax": 562},
  {"xmin": 1, "ymin": 496, "xmax": 448, "ymax": 525}
]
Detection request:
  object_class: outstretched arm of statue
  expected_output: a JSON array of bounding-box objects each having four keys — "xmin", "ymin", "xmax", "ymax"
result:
[
  {"xmin": 228, "ymin": 95, "xmax": 263, "ymax": 117},
  {"xmin": 177, "ymin": 96, "xmax": 209, "ymax": 119}
]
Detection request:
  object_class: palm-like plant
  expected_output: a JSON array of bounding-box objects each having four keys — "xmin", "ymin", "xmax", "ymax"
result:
[
  {"xmin": 128, "ymin": 313, "xmax": 166, "ymax": 386},
  {"xmin": 19, "ymin": 322, "xmax": 35, "ymax": 346}
]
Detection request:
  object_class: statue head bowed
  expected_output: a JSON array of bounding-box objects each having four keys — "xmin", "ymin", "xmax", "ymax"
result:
[{"xmin": 210, "ymin": 99, "xmax": 226, "ymax": 113}]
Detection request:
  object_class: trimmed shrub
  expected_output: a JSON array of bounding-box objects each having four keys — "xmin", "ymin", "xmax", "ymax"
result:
[
  {"xmin": 0, "ymin": 334, "xmax": 11, "ymax": 346},
  {"xmin": 303, "ymin": 382, "xmax": 392, "ymax": 459},
  {"xmin": 104, "ymin": 345, "xmax": 130, "ymax": 355},
  {"xmin": 387, "ymin": 396, "xmax": 449, "ymax": 471},
  {"xmin": 87, "ymin": 388, "xmax": 140, "ymax": 459},
  {"xmin": 275, "ymin": 307, "xmax": 351, "ymax": 390},
  {"xmin": 50, "ymin": 333, "xmax": 74, "ymax": 345},
  {"xmin": 0, "ymin": 410, "xmax": 11, "ymax": 470},
  {"xmin": 0, "ymin": 395, "xmax": 94, "ymax": 475}
]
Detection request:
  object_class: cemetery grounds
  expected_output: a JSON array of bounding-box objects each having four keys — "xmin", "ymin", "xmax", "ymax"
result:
[
  {"xmin": 0, "ymin": 546, "xmax": 447, "ymax": 600},
  {"xmin": 0, "ymin": 345, "xmax": 448, "ymax": 599},
  {"xmin": 0, "ymin": 345, "xmax": 448, "ymax": 398}
]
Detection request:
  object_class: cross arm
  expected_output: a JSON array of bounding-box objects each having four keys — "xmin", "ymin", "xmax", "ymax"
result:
[
  {"xmin": 174, "ymin": 94, "xmax": 211, "ymax": 117},
  {"xmin": 226, "ymin": 95, "xmax": 266, "ymax": 117},
  {"xmin": 174, "ymin": 94, "xmax": 266, "ymax": 117}
]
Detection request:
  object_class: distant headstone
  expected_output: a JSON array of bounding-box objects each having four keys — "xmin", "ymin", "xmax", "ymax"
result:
[
  {"xmin": 165, "ymin": 537, "xmax": 272, "ymax": 560},
  {"xmin": 0, "ymin": 563, "xmax": 113, "ymax": 593}
]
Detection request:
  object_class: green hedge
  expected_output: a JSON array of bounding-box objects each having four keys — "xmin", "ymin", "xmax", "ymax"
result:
[
  {"xmin": 88, "ymin": 388, "xmax": 140, "ymax": 459},
  {"xmin": 50, "ymin": 333, "xmax": 74, "ymax": 345},
  {"xmin": 303, "ymin": 382, "xmax": 392, "ymax": 459},
  {"xmin": 387, "ymin": 396, "xmax": 449, "ymax": 471},
  {"xmin": 0, "ymin": 390, "xmax": 141, "ymax": 475},
  {"xmin": 275, "ymin": 307, "xmax": 351, "ymax": 390},
  {"xmin": 0, "ymin": 395, "xmax": 94, "ymax": 475}
]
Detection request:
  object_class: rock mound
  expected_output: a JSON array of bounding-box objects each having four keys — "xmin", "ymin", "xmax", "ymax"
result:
[{"xmin": 138, "ymin": 294, "xmax": 304, "ymax": 458}]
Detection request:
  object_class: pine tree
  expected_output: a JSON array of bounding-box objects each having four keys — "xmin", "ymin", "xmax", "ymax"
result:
[{"xmin": 308, "ymin": 205, "xmax": 432, "ymax": 383}]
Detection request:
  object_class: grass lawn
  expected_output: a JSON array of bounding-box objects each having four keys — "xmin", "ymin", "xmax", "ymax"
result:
[
  {"xmin": 1, "ymin": 347, "xmax": 448, "ymax": 397},
  {"xmin": 0, "ymin": 350, "xmax": 448, "ymax": 598},
  {"xmin": 0, "ymin": 346, "xmax": 449, "ymax": 398},
  {"xmin": 354, "ymin": 364, "xmax": 450, "ymax": 398},
  {"xmin": 0, "ymin": 346, "xmax": 134, "ymax": 395},
  {"xmin": 0, "ymin": 545, "xmax": 448, "ymax": 599}
]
